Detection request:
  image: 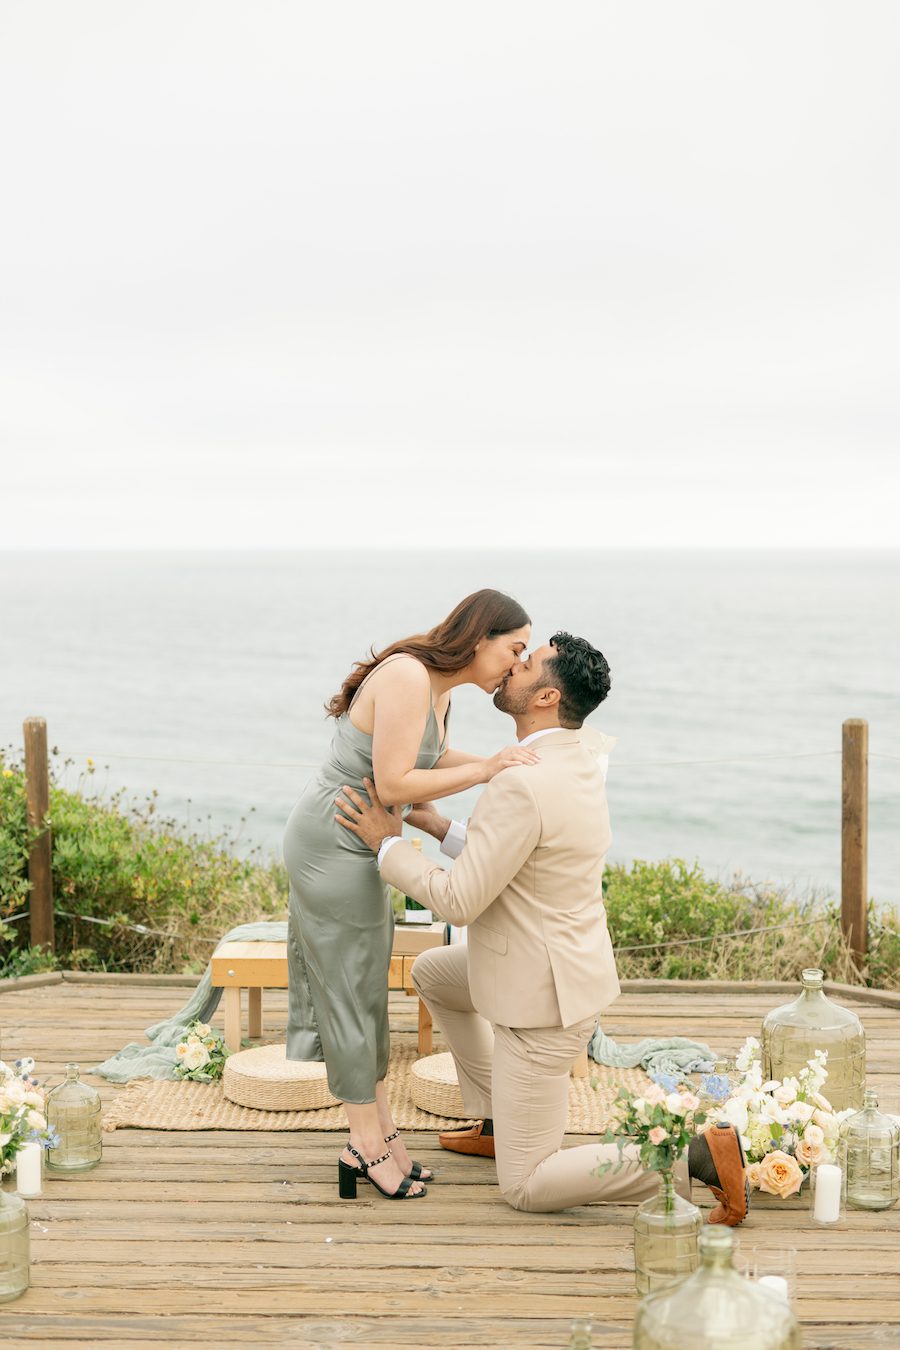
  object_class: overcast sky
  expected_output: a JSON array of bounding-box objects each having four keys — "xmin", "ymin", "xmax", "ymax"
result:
[{"xmin": 1, "ymin": 2, "xmax": 898, "ymax": 549}]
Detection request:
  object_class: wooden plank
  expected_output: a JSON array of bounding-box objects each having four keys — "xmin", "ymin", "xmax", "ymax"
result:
[
  {"xmin": 0, "ymin": 972, "xmax": 64, "ymax": 992},
  {"xmin": 211, "ymin": 947, "xmax": 289, "ymax": 988}
]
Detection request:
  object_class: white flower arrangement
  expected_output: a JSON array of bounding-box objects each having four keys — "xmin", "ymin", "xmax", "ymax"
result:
[
  {"xmin": 173, "ymin": 1021, "xmax": 230, "ymax": 1082},
  {"xmin": 702, "ymin": 1036, "xmax": 854, "ymax": 1197},
  {"xmin": 0, "ymin": 1057, "xmax": 58, "ymax": 1174}
]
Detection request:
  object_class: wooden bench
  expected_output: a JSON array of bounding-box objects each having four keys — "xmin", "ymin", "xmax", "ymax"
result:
[{"xmin": 210, "ymin": 924, "xmax": 448, "ymax": 1056}]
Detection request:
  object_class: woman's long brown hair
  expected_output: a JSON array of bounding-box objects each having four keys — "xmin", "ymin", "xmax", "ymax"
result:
[{"xmin": 326, "ymin": 589, "xmax": 531, "ymax": 719}]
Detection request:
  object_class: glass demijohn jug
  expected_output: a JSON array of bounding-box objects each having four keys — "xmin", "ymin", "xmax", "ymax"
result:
[
  {"xmin": 840, "ymin": 1088, "xmax": 900, "ymax": 1210},
  {"xmin": 633, "ymin": 1226, "xmax": 802, "ymax": 1350},
  {"xmin": 761, "ymin": 968, "xmax": 865, "ymax": 1111},
  {"xmin": 45, "ymin": 1064, "xmax": 102, "ymax": 1171},
  {"xmin": 633, "ymin": 1169, "xmax": 702, "ymax": 1295},
  {"xmin": 0, "ymin": 1191, "xmax": 30, "ymax": 1303}
]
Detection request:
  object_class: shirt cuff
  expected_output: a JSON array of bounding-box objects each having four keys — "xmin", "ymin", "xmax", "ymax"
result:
[
  {"xmin": 440, "ymin": 818, "xmax": 468, "ymax": 860},
  {"xmin": 377, "ymin": 835, "xmax": 404, "ymax": 868}
]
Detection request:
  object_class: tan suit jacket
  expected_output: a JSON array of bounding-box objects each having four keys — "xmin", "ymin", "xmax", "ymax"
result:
[{"xmin": 379, "ymin": 729, "xmax": 620, "ymax": 1029}]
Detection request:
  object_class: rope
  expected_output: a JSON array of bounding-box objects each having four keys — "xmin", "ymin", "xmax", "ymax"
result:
[
  {"xmin": 614, "ymin": 914, "xmax": 832, "ymax": 954},
  {"xmin": 59, "ymin": 749, "xmax": 321, "ymax": 770},
  {"xmin": 53, "ymin": 909, "xmax": 221, "ymax": 944},
  {"xmin": 53, "ymin": 746, "xmax": 850, "ymax": 771},
  {"xmin": 41, "ymin": 907, "xmax": 833, "ymax": 953},
  {"xmin": 613, "ymin": 750, "xmax": 840, "ymax": 769}
]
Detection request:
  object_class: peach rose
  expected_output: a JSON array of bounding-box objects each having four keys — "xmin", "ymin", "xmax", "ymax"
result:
[
  {"xmin": 746, "ymin": 1162, "xmax": 763, "ymax": 1190},
  {"xmin": 757, "ymin": 1149, "xmax": 804, "ymax": 1198},
  {"xmin": 648, "ymin": 1127, "xmax": 669, "ymax": 1145},
  {"xmin": 795, "ymin": 1136, "xmax": 829, "ymax": 1168},
  {"xmin": 643, "ymin": 1084, "xmax": 668, "ymax": 1106},
  {"xmin": 679, "ymin": 1092, "xmax": 701, "ymax": 1113}
]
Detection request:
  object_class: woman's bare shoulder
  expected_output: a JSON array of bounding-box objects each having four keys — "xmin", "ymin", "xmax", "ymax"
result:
[{"xmin": 370, "ymin": 654, "xmax": 431, "ymax": 696}]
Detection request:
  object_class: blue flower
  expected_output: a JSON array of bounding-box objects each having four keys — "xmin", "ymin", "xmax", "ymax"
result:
[
  {"xmin": 699, "ymin": 1074, "xmax": 732, "ymax": 1102},
  {"xmin": 650, "ymin": 1073, "xmax": 680, "ymax": 1093}
]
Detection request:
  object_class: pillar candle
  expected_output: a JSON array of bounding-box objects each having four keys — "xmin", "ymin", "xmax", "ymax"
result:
[
  {"xmin": 16, "ymin": 1140, "xmax": 43, "ymax": 1198},
  {"xmin": 758, "ymin": 1275, "xmax": 789, "ymax": 1302},
  {"xmin": 813, "ymin": 1163, "xmax": 842, "ymax": 1223}
]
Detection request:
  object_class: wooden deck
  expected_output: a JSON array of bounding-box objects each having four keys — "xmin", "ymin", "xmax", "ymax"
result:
[{"xmin": 1, "ymin": 974, "xmax": 899, "ymax": 1349}]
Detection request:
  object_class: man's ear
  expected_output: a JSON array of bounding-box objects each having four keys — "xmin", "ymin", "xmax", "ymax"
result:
[{"xmin": 534, "ymin": 686, "xmax": 560, "ymax": 709}]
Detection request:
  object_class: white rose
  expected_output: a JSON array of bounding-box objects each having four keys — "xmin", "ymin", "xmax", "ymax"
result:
[
  {"xmin": 804, "ymin": 1123, "xmax": 825, "ymax": 1147},
  {"xmin": 27, "ymin": 1109, "xmax": 46, "ymax": 1131},
  {"xmin": 194, "ymin": 1023, "xmax": 212, "ymax": 1038},
  {"xmin": 181, "ymin": 1044, "xmax": 210, "ymax": 1072},
  {"xmin": 666, "ymin": 1093, "xmax": 686, "ymax": 1116},
  {"xmin": 813, "ymin": 1108, "xmax": 840, "ymax": 1140},
  {"xmin": 773, "ymin": 1078, "xmax": 799, "ymax": 1107},
  {"xmin": 5, "ymin": 1081, "xmax": 25, "ymax": 1104},
  {"xmin": 632, "ymin": 1098, "xmax": 651, "ymax": 1124},
  {"xmin": 23, "ymin": 1090, "xmax": 44, "ymax": 1110},
  {"xmin": 786, "ymin": 1100, "xmax": 815, "ymax": 1126}
]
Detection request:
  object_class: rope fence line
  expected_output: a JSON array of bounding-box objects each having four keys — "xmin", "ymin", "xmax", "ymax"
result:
[
  {"xmin": 53, "ymin": 909, "xmax": 222, "ymax": 944},
  {"xmin": 614, "ymin": 915, "xmax": 832, "ymax": 954},
  {"xmin": 41, "ymin": 745, "xmax": 900, "ymax": 771},
  {"xmin": 4, "ymin": 908, "xmax": 839, "ymax": 954}
]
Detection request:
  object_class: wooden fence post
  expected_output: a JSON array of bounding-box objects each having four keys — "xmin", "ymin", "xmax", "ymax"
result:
[
  {"xmin": 841, "ymin": 718, "xmax": 868, "ymax": 964},
  {"xmin": 23, "ymin": 717, "xmax": 55, "ymax": 952}
]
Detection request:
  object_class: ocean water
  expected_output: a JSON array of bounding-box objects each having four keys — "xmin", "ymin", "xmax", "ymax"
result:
[{"xmin": 1, "ymin": 550, "xmax": 897, "ymax": 906}]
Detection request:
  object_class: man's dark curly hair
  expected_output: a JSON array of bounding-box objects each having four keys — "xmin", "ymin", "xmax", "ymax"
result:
[{"xmin": 544, "ymin": 631, "xmax": 612, "ymax": 728}]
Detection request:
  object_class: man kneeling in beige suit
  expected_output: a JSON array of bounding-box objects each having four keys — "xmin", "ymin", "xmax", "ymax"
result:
[{"xmin": 336, "ymin": 632, "xmax": 747, "ymax": 1222}]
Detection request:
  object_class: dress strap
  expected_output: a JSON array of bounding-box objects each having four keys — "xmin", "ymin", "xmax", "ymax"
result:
[{"xmin": 347, "ymin": 652, "xmax": 420, "ymax": 712}]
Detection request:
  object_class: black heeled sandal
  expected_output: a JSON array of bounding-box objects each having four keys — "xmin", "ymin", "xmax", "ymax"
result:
[
  {"xmin": 338, "ymin": 1144, "xmax": 427, "ymax": 1200},
  {"xmin": 384, "ymin": 1129, "xmax": 435, "ymax": 1183}
]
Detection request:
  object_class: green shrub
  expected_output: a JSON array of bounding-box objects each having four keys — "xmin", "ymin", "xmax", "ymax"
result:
[{"xmin": 0, "ymin": 749, "xmax": 287, "ymax": 974}]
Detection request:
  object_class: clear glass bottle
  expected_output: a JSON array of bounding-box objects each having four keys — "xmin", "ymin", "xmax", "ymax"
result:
[
  {"xmin": 633, "ymin": 1226, "xmax": 802, "ymax": 1349},
  {"xmin": 633, "ymin": 1170, "xmax": 702, "ymax": 1295},
  {"xmin": 566, "ymin": 1319, "xmax": 593, "ymax": 1348},
  {"xmin": 45, "ymin": 1064, "xmax": 102, "ymax": 1171},
  {"xmin": 761, "ymin": 968, "xmax": 865, "ymax": 1111},
  {"xmin": 840, "ymin": 1088, "xmax": 900, "ymax": 1210},
  {"xmin": 0, "ymin": 1190, "xmax": 30, "ymax": 1302}
]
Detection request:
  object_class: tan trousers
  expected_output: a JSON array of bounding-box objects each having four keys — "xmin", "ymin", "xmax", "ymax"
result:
[{"xmin": 411, "ymin": 944, "xmax": 690, "ymax": 1213}]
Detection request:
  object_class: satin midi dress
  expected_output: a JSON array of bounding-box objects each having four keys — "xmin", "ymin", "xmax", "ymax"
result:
[{"xmin": 283, "ymin": 703, "xmax": 446, "ymax": 1103}]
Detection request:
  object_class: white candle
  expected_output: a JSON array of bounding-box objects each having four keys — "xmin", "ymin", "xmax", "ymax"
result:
[
  {"xmin": 16, "ymin": 1140, "xmax": 43, "ymax": 1198},
  {"xmin": 758, "ymin": 1275, "xmax": 789, "ymax": 1302},
  {"xmin": 813, "ymin": 1163, "xmax": 842, "ymax": 1223}
]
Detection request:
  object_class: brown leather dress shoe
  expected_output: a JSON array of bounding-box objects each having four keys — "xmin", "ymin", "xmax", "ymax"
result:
[
  {"xmin": 438, "ymin": 1120, "xmax": 496, "ymax": 1158},
  {"xmin": 688, "ymin": 1121, "xmax": 750, "ymax": 1226}
]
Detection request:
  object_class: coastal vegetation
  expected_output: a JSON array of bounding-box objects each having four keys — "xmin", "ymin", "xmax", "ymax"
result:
[{"xmin": 2, "ymin": 751, "xmax": 898, "ymax": 989}]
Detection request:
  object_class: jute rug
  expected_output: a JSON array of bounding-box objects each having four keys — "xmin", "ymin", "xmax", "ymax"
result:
[{"xmin": 102, "ymin": 1044, "xmax": 653, "ymax": 1134}]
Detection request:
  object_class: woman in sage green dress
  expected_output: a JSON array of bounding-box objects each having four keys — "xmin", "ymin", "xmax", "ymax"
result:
[{"xmin": 284, "ymin": 589, "xmax": 535, "ymax": 1200}]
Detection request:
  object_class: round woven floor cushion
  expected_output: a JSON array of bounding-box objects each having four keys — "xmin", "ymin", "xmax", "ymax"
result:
[
  {"xmin": 223, "ymin": 1044, "xmax": 339, "ymax": 1111},
  {"xmin": 409, "ymin": 1052, "xmax": 465, "ymax": 1118}
]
